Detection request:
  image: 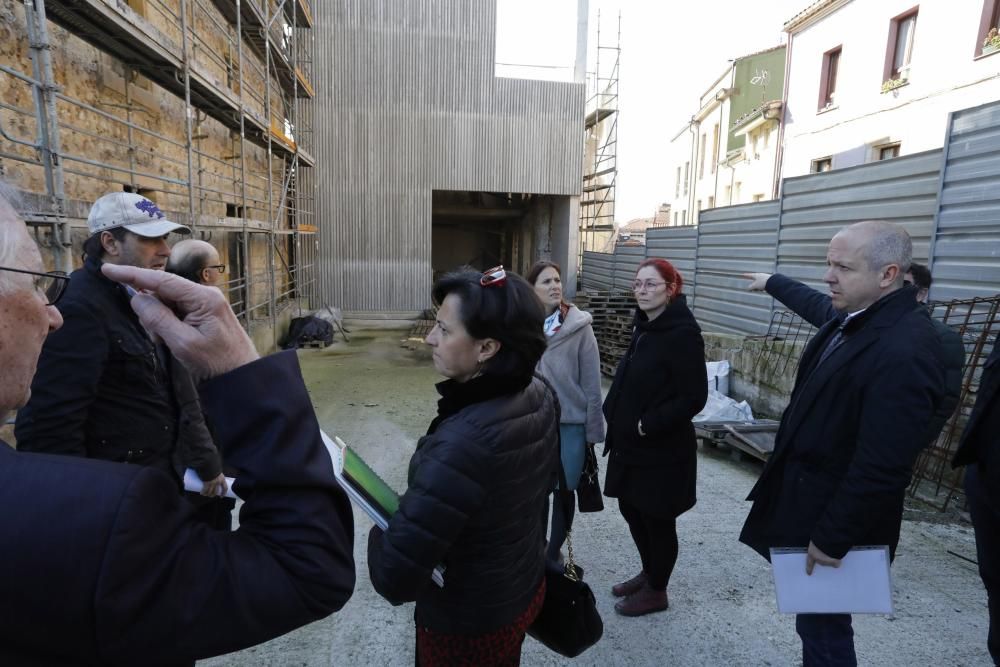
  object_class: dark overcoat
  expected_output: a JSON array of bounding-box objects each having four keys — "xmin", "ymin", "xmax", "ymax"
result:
[
  {"xmin": 0, "ymin": 353, "xmax": 355, "ymax": 666},
  {"xmin": 764, "ymin": 272, "xmax": 965, "ymax": 448},
  {"xmin": 953, "ymin": 332, "xmax": 1000, "ymax": 482},
  {"xmin": 602, "ymin": 294, "xmax": 708, "ymax": 518},
  {"xmin": 740, "ymin": 286, "xmax": 946, "ymax": 560}
]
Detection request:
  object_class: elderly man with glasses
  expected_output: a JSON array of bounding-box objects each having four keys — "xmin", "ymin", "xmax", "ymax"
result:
[
  {"xmin": 167, "ymin": 238, "xmax": 226, "ymax": 288},
  {"xmin": 15, "ymin": 192, "xmax": 229, "ymax": 506},
  {"xmin": 0, "ymin": 186, "xmax": 354, "ymax": 664}
]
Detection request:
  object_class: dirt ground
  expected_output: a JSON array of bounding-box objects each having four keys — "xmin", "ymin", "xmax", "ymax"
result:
[{"xmin": 200, "ymin": 332, "xmax": 993, "ymax": 667}]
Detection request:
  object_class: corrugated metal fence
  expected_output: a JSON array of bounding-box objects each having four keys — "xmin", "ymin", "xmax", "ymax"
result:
[
  {"xmin": 580, "ymin": 99, "xmax": 1000, "ymax": 335},
  {"xmin": 931, "ymin": 101, "xmax": 1000, "ymax": 301},
  {"xmin": 694, "ymin": 202, "xmax": 779, "ymax": 335}
]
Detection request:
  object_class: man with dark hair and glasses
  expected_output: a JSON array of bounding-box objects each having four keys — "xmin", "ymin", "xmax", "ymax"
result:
[
  {"xmin": 16, "ymin": 192, "xmax": 229, "ymax": 505},
  {"xmin": 167, "ymin": 238, "xmax": 226, "ymax": 288},
  {"xmin": 0, "ymin": 189, "xmax": 355, "ymax": 664}
]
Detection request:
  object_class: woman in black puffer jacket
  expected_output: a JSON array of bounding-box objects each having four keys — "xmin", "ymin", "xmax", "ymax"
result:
[
  {"xmin": 603, "ymin": 258, "xmax": 707, "ymax": 618},
  {"xmin": 368, "ymin": 266, "xmax": 559, "ymax": 666}
]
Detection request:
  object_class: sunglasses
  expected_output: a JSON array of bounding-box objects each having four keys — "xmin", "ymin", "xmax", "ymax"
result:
[
  {"xmin": 0, "ymin": 266, "xmax": 70, "ymax": 306},
  {"xmin": 480, "ymin": 265, "xmax": 507, "ymax": 288}
]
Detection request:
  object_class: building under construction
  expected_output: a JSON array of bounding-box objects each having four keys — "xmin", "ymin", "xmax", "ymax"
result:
[
  {"xmin": 1, "ymin": 0, "xmax": 317, "ymax": 350},
  {"xmin": 3, "ymin": 0, "xmax": 587, "ymax": 337}
]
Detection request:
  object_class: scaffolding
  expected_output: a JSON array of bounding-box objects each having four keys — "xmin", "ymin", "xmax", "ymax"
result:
[
  {"xmin": 0, "ymin": 0, "xmax": 318, "ymax": 348},
  {"xmin": 579, "ymin": 10, "xmax": 619, "ymax": 265}
]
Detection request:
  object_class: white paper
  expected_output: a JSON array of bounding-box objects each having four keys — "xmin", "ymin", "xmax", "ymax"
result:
[
  {"xmin": 183, "ymin": 468, "xmax": 238, "ymax": 499},
  {"xmin": 770, "ymin": 546, "xmax": 893, "ymax": 614}
]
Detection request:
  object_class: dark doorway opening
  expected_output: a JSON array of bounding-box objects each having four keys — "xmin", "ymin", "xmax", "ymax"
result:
[{"xmin": 431, "ymin": 191, "xmax": 534, "ymax": 282}]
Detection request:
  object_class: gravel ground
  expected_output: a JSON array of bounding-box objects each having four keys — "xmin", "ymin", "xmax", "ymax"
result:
[{"xmin": 200, "ymin": 332, "xmax": 993, "ymax": 667}]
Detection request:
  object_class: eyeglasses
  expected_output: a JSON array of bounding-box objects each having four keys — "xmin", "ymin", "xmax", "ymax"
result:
[
  {"xmin": 206, "ymin": 264, "xmax": 226, "ymax": 274},
  {"xmin": 480, "ymin": 265, "xmax": 507, "ymax": 288},
  {"xmin": 0, "ymin": 266, "xmax": 70, "ymax": 305},
  {"xmin": 632, "ymin": 280, "xmax": 667, "ymax": 292}
]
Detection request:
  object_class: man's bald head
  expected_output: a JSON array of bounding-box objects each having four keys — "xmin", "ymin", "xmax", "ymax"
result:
[
  {"xmin": 166, "ymin": 239, "xmax": 222, "ymax": 286},
  {"xmin": 825, "ymin": 220, "xmax": 913, "ymax": 312},
  {"xmin": 841, "ymin": 220, "xmax": 913, "ymax": 285}
]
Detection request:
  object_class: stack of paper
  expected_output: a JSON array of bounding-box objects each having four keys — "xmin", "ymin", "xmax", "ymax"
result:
[{"xmin": 770, "ymin": 546, "xmax": 893, "ymax": 614}]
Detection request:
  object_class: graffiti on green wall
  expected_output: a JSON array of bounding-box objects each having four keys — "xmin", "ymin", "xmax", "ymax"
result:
[{"xmin": 726, "ymin": 46, "xmax": 786, "ymax": 154}]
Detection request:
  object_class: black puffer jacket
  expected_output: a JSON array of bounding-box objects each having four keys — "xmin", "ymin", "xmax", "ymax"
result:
[
  {"xmin": 367, "ymin": 374, "xmax": 559, "ymax": 635},
  {"xmin": 602, "ymin": 294, "xmax": 708, "ymax": 518}
]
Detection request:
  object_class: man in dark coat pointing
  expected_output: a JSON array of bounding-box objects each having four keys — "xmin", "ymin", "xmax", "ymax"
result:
[{"xmin": 739, "ymin": 220, "xmax": 946, "ymax": 666}]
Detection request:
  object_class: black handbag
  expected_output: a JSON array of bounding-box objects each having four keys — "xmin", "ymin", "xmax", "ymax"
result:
[
  {"xmin": 528, "ymin": 450, "xmax": 603, "ymax": 658},
  {"xmin": 576, "ymin": 442, "xmax": 604, "ymax": 513}
]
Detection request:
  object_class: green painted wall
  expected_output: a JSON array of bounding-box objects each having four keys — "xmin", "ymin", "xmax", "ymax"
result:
[{"xmin": 726, "ymin": 47, "xmax": 786, "ymax": 154}]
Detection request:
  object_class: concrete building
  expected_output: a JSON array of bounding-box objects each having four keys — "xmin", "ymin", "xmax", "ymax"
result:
[
  {"xmin": 779, "ymin": 0, "xmax": 1000, "ymax": 178},
  {"xmin": 667, "ymin": 45, "xmax": 786, "ymax": 226},
  {"xmin": 312, "ymin": 1, "xmax": 587, "ymax": 317}
]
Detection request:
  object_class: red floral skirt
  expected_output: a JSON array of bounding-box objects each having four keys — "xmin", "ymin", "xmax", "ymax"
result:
[{"xmin": 415, "ymin": 579, "xmax": 546, "ymax": 667}]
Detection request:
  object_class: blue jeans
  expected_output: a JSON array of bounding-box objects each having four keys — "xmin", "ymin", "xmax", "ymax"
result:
[
  {"xmin": 547, "ymin": 424, "xmax": 586, "ymax": 561},
  {"xmin": 795, "ymin": 613, "xmax": 857, "ymax": 666}
]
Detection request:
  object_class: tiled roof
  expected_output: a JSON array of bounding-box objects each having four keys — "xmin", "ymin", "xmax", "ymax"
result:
[{"xmin": 783, "ymin": 0, "xmax": 845, "ymax": 32}]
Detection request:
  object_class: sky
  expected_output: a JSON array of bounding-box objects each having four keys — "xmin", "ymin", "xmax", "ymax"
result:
[{"xmin": 496, "ymin": 0, "xmax": 809, "ymax": 224}]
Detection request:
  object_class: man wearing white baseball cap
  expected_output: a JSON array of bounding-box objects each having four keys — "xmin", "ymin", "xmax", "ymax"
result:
[{"xmin": 16, "ymin": 192, "xmax": 229, "ymax": 503}]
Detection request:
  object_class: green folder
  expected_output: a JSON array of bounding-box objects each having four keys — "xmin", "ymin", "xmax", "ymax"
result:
[{"xmin": 342, "ymin": 446, "xmax": 400, "ymax": 522}]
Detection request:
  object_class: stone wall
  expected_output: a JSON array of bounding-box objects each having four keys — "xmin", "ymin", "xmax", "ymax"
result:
[{"xmin": 702, "ymin": 332, "xmax": 807, "ymax": 420}]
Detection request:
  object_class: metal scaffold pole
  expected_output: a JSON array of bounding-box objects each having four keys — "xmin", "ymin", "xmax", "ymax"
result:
[
  {"xmin": 579, "ymin": 9, "xmax": 620, "ymax": 271},
  {"xmin": 236, "ymin": 0, "xmax": 251, "ymax": 331},
  {"xmin": 23, "ymin": 0, "xmax": 71, "ymax": 273},
  {"xmin": 264, "ymin": 0, "xmax": 277, "ymax": 349},
  {"xmin": 179, "ymin": 0, "xmax": 197, "ymax": 231}
]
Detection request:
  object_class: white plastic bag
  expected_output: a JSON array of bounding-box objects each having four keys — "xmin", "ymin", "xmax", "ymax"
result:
[
  {"xmin": 706, "ymin": 360, "xmax": 731, "ymax": 396},
  {"xmin": 694, "ymin": 389, "xmax": 754, "ymax": 423}
]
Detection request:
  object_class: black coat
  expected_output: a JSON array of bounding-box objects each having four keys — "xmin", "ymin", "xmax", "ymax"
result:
[
  {"xmin": 0, "ymin": 352, "xmax": 355, "ymax": 666},
  {"xmin": 740, "ymin": 286, "xmax": 946, "ymax": 560},
  {"xmin": 602, "ymin": 294, "xmax": 708, "ymax": 518},
  {"xmin": 953, "ymin": 333, "xmax": 1000, "ymax": 486},
  {"xmin": 765, "ymin": 273, "xmax": 965, "ymax": 447},
  {"xmin": 15, "ymin": 256, "xmax": 221, "ymax": 482},
  {"xmin": 367, "ymin": 374, "xmax": 559, "ymax": 635}
]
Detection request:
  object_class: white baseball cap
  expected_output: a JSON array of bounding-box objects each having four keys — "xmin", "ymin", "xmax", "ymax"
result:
[{"xmin": 86, "ymin": 192, "xmax": 190, "ymax": 238}]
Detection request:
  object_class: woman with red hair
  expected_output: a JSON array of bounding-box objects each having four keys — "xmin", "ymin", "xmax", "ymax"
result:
[{"xmin": 602, "ymin": 258, "xmax": 707, "ymax": 617}]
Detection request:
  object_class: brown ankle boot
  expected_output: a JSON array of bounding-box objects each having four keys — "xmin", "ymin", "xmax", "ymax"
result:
[
  {"xmin": 611, "ymin": 570, "xmax": 647, "ymax": 597},
  {"xmin": 614, "ymin": 583, "xmax": 669, "ymax": 617}
]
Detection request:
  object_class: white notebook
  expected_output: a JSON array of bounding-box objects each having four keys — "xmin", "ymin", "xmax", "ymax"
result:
[{"xmin": 770, "ymin": 545, "xmax": 893, "ymax": 614}]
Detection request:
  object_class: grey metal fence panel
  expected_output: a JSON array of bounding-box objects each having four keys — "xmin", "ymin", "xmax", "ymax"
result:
[
  {"xmin": 930, "ymin": 100, "xmax": 1000, "ymax": 301},
  {"xmin": 581, "ymin": 251, "xmax": 615, "ymax": 291},
  {"xmin": 778, "ymin": 150, "xmax": 942, "ymax": 294},
  {"xmin": 692, "ymin": 201, "xmax": 780, "ymax": 335},
  {"xmin": 613, "ymin": 245, "xmax": 646, "ymax": 290},
  {"xmin": 645, "ymin": 225, "xmax": 698, "ymax": 297}
]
